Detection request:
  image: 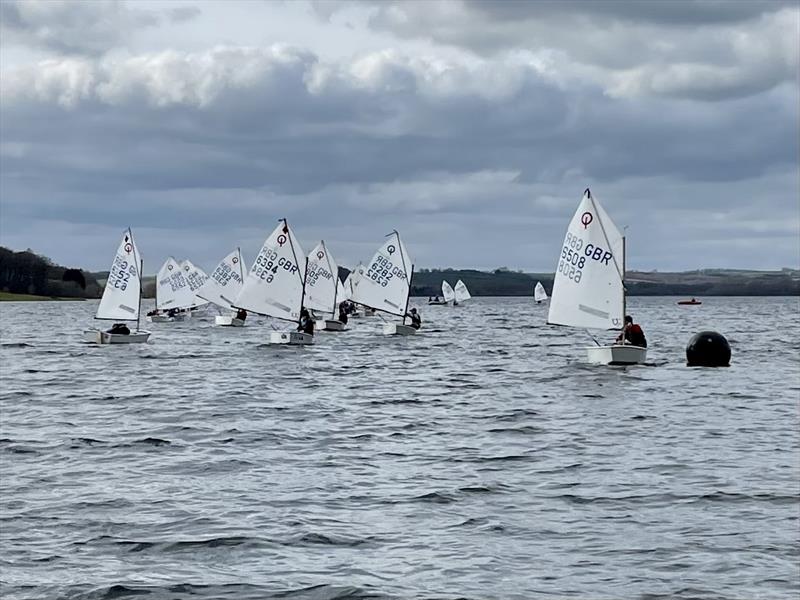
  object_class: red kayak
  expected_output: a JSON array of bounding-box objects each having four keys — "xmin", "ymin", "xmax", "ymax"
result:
[{"xmin": 677, "ymin": 298, "xmax": 702, "ymax": 305}]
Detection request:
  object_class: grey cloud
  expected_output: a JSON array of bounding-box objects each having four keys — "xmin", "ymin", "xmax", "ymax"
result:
[
  {"xmin": 319, "ymin": 0, "xmax": 799, "ymax": 102},
  {"xmin": 167, "ymin": 5, "xmax": 202, "ymax": 24},
  {"xmin": 0, "ymin": 46, "xmax": 797, "ymax": 271},
  {"xmin": 0, "ymin": 0, "xmax": 160, "ymax": 55}
]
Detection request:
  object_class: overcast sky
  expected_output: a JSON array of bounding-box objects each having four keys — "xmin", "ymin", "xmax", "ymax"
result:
[{"xmin": 1, "ymin": 0, "xmax": 798, "ymax": 274}]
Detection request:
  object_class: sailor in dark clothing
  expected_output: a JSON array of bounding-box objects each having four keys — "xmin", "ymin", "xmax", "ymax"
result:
[
  {"xmin": 616, "ymin": 315, "xmax": 647, "ymax": 347},
  {"xmin": 236, "ymin": 308, "xmax": 248, "ymax": 322},
  {"xmin": 108, "ymin": 323, "xmax": 131, "ymax": 335},
  {"xmin": 406, "ymin": 307, "xmax": 422, "ymax": 330},
  {"xmin": 338, "ymin": 301, "xmax": 349, "ymax": 325},
  {"xmin": 297, "ymin": 308, "xmax": 314, "ymax": 335}
]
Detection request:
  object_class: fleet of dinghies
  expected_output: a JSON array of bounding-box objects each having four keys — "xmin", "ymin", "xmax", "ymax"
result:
[{"xmin": 86, "ymin": 189, "xmax": 645, "ymax": 365}]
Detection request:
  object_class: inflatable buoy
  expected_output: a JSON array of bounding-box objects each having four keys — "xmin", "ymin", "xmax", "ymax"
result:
[{"xmin": 686, "ymin": 331, "xmax": 731, "ymax": 367}]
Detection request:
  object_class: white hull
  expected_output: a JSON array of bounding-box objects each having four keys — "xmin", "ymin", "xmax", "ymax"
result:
[
  {"xmin": 215, "ymin": 315, "xmax": 245, "ymax": 327},
  {"xmin": 316, "ymin": 319, "xmax": 345, "ymax": 332},
  {"xmin": 586, "ymin": 345, "xmax": 647, "ymax": 366},
  {"xmin": 269, "ymin": 331, "xmax": 314, "ymax": 345},
  {"xmin": 382, "ymin": 323, "xmax": 417, "ymax": 336},
  {"xmin": 84, "ymin": 329, "xmax": 151, "ymax": 344}
]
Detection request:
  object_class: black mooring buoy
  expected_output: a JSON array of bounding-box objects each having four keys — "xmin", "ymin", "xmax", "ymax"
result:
[{"xmin": 686, "ymin": 331, "xmax": 731, "ymax": 367}]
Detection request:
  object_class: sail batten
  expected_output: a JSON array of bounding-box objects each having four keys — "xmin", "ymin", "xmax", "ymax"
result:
[{"xmin": 547, "ymin": 190, "xmax": 624, "ymax": 331}]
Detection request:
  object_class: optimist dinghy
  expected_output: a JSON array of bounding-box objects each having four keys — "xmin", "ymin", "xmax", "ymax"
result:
[
  {"xmin": 149, "ymin": 257, "xmax": 195, "ymax": 322},
  {"xmin": 197, "ymin": 248, "xmax": 247, "ymax": 326},
  {"xmin": 547, "ymin": 188, "xmax": 646, "ymax": 366},
  {"xmin": 234, "ymin": 219, "xmax": 312, "ymax": 345},
  {"xmin": 453, "ymin": 279, "xmax": 471, "ymax": 306},
  {"xmin": 534, "ymin": 281, "xmax": 548, "ymax": 304},
  {"xmin": 84, "ymin": 228, "xmax": 151, "ymax": 344},
  {"xmin": 350, "ymin": 230, "xmax": 416, "ymax": 336},
  {"xmin": 306, "ymin": 241, "xmax": 346, "ymax": 332}
]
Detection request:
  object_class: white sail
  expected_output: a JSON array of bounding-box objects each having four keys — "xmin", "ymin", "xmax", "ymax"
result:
[
  {"xmin": 234, "ymin": 220, "xmax": 307, "ymax": 321},
  {"xmin": 197, "ymin": 248, "xmax": 245, "ymax": 311},
  {"xmin": 344, "ymin": 264, "xmax": 362, "ymax": 302},
  {"xmin": 336, "ymin": 277, "xmax": 346, "ymax": 306},
  {"xmin": 96, "ymin": 228, "xmax": 142, "ymax": 321},
  {"xmin": 534, "ymin": 281, "xmax": 548, "ymax": 302},
  {"xmin": 305, "ymin": 241, "xmax": 339, "ymax": 316},
  {"xmin": 155, "ymin": 257, "xmax": 196, "ymax": 310},
  {"xmin": 454, "ymin": 280, "xmax": 471, "ymax": 303},
  {"xmin": 441, "ymin": 281, "xmax": 455, "ymax": 302},
  {"xmin": 179, "ymin": 260, "xmax": 210, "ymax": 308},
  {"xmin": 350, "ymin": 232, "xmax": 412, "ymax": 317},
  {"xmin": 547, "ymin": 189, "xmax": 625, "ymax": 330}
]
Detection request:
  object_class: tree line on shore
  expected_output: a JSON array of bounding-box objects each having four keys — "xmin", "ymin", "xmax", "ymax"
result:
[{"xmin": 1, "ymin": 247, "xmax": 797, "ymax": 299}]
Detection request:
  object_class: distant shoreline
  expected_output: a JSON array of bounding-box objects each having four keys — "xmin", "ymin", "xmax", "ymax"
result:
[{"xmin": 0, "ymin": 292, "xmax": 86, "ymax": 302}]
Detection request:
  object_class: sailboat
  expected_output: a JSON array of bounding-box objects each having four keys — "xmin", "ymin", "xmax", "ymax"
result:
[
  {"xmin": 547, "ymin": 188, "xmax": 646, "ymax": 365},
  {"xmin": 350, "ymin": 230, "xmax": 415, "ymax": 336},
  {"xmin": 306, "ymin": 241, "xmax": 346, "ymax": 332},
  {"xmin": 345, "ymin": 263, "xmax": 374, "ymax": 317},
  {"xmin": 149, "ymin": 257, "xmax": 195, "ymax": 322},
  {"xmin": 180, "ymin": 259, "xmax": 210, "ymax": 314},
  {"xmin": 84, "ymin": 228, "xmax": 150, "ymax": 344},
  {"xmin": 197, "ymin": 248, "xmax": 246, "ymax": 326},
  {"xmin": 453, "ymin": 280, "xmax": 471, "ymax": 306},
  {"xmin": 234, "ymin": 219, "xmax": 312, "ymax": 345},
  {"xmin": 431, "ymin": 281, "xmax": 453, "ymax": 305},
  {"xmin": 534, "ymin": 281, "xmax": 548, "ymax": 304}
]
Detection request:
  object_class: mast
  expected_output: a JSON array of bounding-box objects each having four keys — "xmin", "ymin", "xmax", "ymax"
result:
[
  {"xmin": 237, "ymin": 247, "xmax": 244, "ymax": 281},
  {"xmin": 138, "ymin": 259, "xmax": 144, "ymax": 331},
  {"xmin": 621, "ymin": 234, "xmax": 627, "ymax": 344},
  {"xmin": 403, "ymin": 264, "xmax": 414, "ymax": 325},
  {"xmin": 300, "ymin": 256, "xmax": 309, "ymax": 319}
]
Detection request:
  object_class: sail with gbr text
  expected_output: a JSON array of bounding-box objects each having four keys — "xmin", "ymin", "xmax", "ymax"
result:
[
  {"xmin": 234, "ymin": 220, "xmax": 306, "ymax": 321},
  {"xmin": 96, "ymin": 228, "xmax": 142, "ymax": 321},
  {"xmin": 197, "ymin": 249, "xmax": 245, "ymax": 311},
  {"xmin": 156, "ymin": 257, "xmax": 196, "ymax": 310},
  {"xmin": 305, "ymin": 241, "xmax": 339, "ymax": 317},
  {"xmin": 547, "ymin": 189, "xmax": 624, "ymax": 330},
  {"xmin": 350, "ymin": 232, "xmax": 412, "ymax": 317}
]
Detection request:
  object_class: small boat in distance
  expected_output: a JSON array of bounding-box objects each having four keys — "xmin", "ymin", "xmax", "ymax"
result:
[
  {"xmin": 453, "ymin": 279, "xmax": 471, "ymax": 306},
  {"xmin": 534, "ymin": 281, "xmax": 548, "ymax": 304},
  {"xmin": 84, "ymin": 228, "xmax": 150, "ymax": 344},
  {"xmin": 677, "ymin": 298, "xmax": 702, "ymax": 306},
  {"xmin": 306, "ymin": 240, "xmax": 346, "ymax": 332}
]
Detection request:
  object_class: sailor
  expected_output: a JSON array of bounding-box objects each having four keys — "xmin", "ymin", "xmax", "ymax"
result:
[
  {"xmin": 236, "ymin": 308, "xmax": 248, "ymax": 322},
  {"xmin": 407, "ymin": 308, "xmax": 422, "ymax": 330},
  {"xmin": 338, "ymin": 301, "xmax": 349, "ymax": 325},
  {"xmin": 108, "ymin": 323, "xmax": 130, "ymax": 335},
  {"xmin": 298, "ymin": 308, "xmax": 314, "ymax": 335},
  {"xmin": 616, "ymin": 315, "xmax": 647, "ymax": 347}
]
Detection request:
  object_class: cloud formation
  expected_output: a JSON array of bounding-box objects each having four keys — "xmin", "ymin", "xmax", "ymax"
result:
[{"xmin": 0, "ymin": 0, "xmax": 797, "ymax": 273}]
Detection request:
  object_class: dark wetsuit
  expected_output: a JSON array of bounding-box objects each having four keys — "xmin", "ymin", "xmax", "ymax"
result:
[
  {"xmin": 109, "ymin": 323, "xmax": 130, "ymax": 335},
  {"xmin": 298, "ymin": 315, "xmax": 314, "ymax": 335},
  {"xmin": 236, "ymin": 309, "xmax": 247, "ymax": 322},
  {"xmin": 408, "ymin": 312, "xmax": 422, "ymax": 330}
]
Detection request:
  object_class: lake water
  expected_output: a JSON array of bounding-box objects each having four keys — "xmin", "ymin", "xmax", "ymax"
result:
[{"xmin": 1, "ymin": 297, "xmax": 798, "ymax": 600}]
